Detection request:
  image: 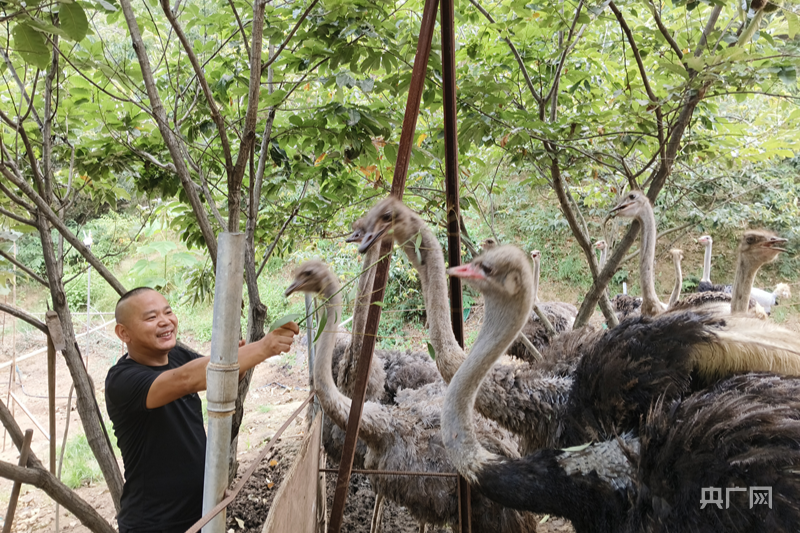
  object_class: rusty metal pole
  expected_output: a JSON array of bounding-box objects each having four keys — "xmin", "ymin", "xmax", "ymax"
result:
[
  {"xmin": 440, "ymin": 0, "xmax": 470, "ymax": 530},
  {"xmin": 327, "ymin": 0, "xmax": 440, "ymax": 530}
]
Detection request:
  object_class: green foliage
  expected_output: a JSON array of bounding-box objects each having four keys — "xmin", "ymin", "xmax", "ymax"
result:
[{"xmin": 61, "ymin": 425, "xmax": 119, "ymax": 489}]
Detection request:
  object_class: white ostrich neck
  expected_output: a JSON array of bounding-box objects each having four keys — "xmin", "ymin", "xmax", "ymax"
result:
[
  {"xmin": 400, "ymin": 224, "xmax": 465, "ymax": 383},
  {"xmin": 669, "ymin": 256, "xmax": 682, "ymax": 308},
  {"xmin": 443, "ymin": 290, "xmax": 531, "ymax": 481},
  {"xmin": 599, "ymin": 248, "xmax": 607, "ymax": 270},
  {"xmin": 731, "ymin": 256, "xmax": 759, "ymax": 314},
  {"xmin": 702, "ymin": 242, "xmax": 712, "ymax": 282},
  {"xmin": 532, "ymin": 256, "xmax": 540, "ymax": 303},
  {"xmin": 637, "ymin": 207, "xmax": 663, "ymax": 315},
  {"xmin": 312, "ymin": 281, "xmax": 382, "ymax": 445}
]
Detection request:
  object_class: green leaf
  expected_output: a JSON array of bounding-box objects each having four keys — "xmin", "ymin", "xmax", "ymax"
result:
[
  {"xmin": 12, "ymin": 24, "xmax": 51, "ymax": 70},
  {"xmin": 59, "ymin": 1, "xmax": 89, "ymax": 41},
  {"xmin": 26, "ymin": 18, "xmax": 70, "ymax": 39},
  {"xmin": 313, "ymin": 309, "xmax": 328, "ymax": 344},
  {"xmin": 788, "ymin": 12, "xmax": 800, "ymax": 39},
  {"xmin": 426, "ymin": 341, "xmax": 436, "ymax": 360},
  {"xmin": 269, "ymin": 313, "xmax": 302, "ymax": 332}
]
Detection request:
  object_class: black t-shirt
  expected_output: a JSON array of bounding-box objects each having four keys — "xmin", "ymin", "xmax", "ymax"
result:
[{"xmin": 105, "ymin": 345, "xmax": 207, "ymax": 532}]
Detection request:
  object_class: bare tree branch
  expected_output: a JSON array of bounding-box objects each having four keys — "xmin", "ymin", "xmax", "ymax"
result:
[
  {"xmin": 260, "ymin": 0, "xmax": 320, "ymax": 74},
  {"xmin": 0, "ymin": 302, "xmax": 47, "ymax": 333},
  {"xmin": 0, "ymin": 249, "xmax": 47, "ymax": 286}
]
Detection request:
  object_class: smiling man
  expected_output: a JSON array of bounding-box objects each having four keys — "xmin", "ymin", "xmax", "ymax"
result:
[{"xmin": 105, "ymin": 287, "xmax": 298, "ymax": 533}]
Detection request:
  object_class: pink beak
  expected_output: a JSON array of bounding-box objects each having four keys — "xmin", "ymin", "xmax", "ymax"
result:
[{"xmin": 447, "ymin": 264, "xmax": 485, "ymax": 280}]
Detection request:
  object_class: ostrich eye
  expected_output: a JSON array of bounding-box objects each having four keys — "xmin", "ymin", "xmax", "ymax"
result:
[
  {"xmin": 381, "ymin": 212, "xmax": 392, "ymax": 221},
  {"xmin": 481, "ymin": 263, "xmax": 493, "ymax": 276},
  {"xmin": 629, "ymin": 193, "xmax": 636, "ymax": 199},
  {"xmin": 746, "ymin": 237, "xmax": 755, "ymax": 244}
]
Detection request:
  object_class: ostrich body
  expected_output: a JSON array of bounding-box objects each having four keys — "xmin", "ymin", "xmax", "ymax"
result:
[
  {"xmin": 443, "ymin": 247, "xmax": 800, "ymax": 533},
  {"xmin": 357, "ymin": 198, "xmax": 800, "ymax": 458},
  {"xmin": 508, "ymin": 250, "xmax": 576, "ymax": 360},
  {"xmin": 750, "ymin": 282, "xmax": 791, "ymax": 315},
  {"xmin": 286, "ymin": 261, "xmax": 539, "ymax": 532}
]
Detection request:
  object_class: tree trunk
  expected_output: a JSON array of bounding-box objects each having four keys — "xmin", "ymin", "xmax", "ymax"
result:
[{"xmin": 36, "ymin": 215, "xmax": 123, "ymax": 511}]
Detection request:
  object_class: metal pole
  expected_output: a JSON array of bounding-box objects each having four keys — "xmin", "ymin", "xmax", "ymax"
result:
[
  {"xmin": 327, "ymin": 1, "xmax": 440, "ymax": 530},
  {"xmin": 440, "ymin": 0, "xmax": 470, "ymax": 529},
  {"xmin": 201, "ymin": 233, "xmax": 245, "ymax": 533}
]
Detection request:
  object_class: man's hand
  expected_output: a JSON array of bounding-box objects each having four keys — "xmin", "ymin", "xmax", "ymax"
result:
[{"xmin": 258, "ymin": 322, "xmax": 300, "ymax": 358}]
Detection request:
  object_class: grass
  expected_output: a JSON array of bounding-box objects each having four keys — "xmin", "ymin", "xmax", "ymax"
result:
[
  {"xmin": 61, "ymin": 427, "xmax": 120, "ymax": 489},
  {"xmin": 257, "ymin": 404, "xmax": 273, "ymax": 414}
]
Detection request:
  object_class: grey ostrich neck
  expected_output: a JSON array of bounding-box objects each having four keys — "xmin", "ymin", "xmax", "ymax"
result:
[
  {"xmin": 339, "ymin": 242, "xmax": 380, "ymax": 397},
  {"xmin": 311, "ymin": 273, "xmax": 384, "ymax": 446},
  {"xmin": 397, "ymin": 216, "xmax": 465, "ymax": 383},
  {"xmin": 599, "ymin": 247, "xmax": 607, "ymax": 270},
  {"xmin": 532, "ymin": 255, "xmax": 540, "ymax": 303},
  {"xmin": 635, "ymin": 201, "xmax": 664, "ymax": 316},
  {"xmin": 731, "ymin": 253, "xmax": 759, "ymax": 314},
  {"xmin": 702, "ymin": 240, "xmax": 712, "ymax": 282},
  {"xmin": 443, "ymin": 287, "xmax": 532, "ymax": 480},
  {"xmin": 669, "ymin": 254, "xmax": 682, "ymax": 308}
]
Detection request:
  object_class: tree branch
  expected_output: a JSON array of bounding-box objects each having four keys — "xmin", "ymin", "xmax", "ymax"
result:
[
  {"xmin": 0, "ymin": 249, "xmax": 47, "ymax": 286},
  {"xmin": 260, "ymin": 0, "xmax": 320, "ymax": 74},
  {"xmin": 647, "ymin": 0, "xmax": 683, "ymax": 60},
  {"xmin": 0, "ymin": 302, "xmax": 47, "ymax": 333},
  {"xmin": 118, "ymin": 0, "xmax": 218, "ymax": 266}
]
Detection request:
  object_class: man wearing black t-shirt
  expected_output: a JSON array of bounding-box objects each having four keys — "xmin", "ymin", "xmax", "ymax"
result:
[{"xmin": 105, "ymin": 287, "xmax": 298, "ymax": 533}]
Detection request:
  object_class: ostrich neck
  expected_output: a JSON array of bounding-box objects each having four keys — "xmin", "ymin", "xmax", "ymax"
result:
[
  {"xmin": 312, "ymin": 279, "xmax": 384, "ymax": 446},
  {"xmin": 348, "ymin": 242, "xmax": 380, "ymax": 369},
  {"xmin": 637, "ymin": 207, "xmax": 664, "ymax": 315},
  {"xmin": 442, "ymin": 289, "xmax": 532, "ymax": 481},
  {"xmin": 669, "ymin": 257, "xmax": 682, "ymax": 308},
  {"xmin": 400, "ymin": 224, "xmax": 466, "ymax": 383},
  {"xmin": 599, "ymin": 248, "xmax": 607, "ymax": 270},
  {"xmin": 702, "ymin": 242, "xmax": 712, "ymax": 282},
  {"xmin": 532, "ymin": 256, "xmax": 540, "ymax": 303},
  {"xmin": 731, "ymin": 256, "xmax": 759, "ymax": 314}
]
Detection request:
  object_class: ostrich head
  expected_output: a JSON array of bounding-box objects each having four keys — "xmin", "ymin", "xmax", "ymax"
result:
[
  {"xmin": 698, "ymin": 235, "xmax": 713, "ymax": 246},
  {"xmin": 285, "ymin": 260, "xmax": 338, "ymax": 297},
  {"xmin": 448, "ymin": 245, "xmax": 534, "ymax": 312},
  {"xmin": 609, "ymin": 190, "xmax": 651, "ymax": 220},
  {"xmin": 358, "ymin": 197, "xmax": 423, "ymax": 253},
  {"xmin": 345, "ymin": 218, "xmax": 366, "ymax": 244},
  {"xmin": 739, "ymin": 230, "xmax": 786, "ymax": 270},
  {"xmin": 669, "ymin": 248, "xmax": 684, "ymax": 263},
  {"xmin": 530, "ymin": 249, "xmax": 540, "ymax": 261},
  {"xmin": 594, "ymin": 239, "xmax": 607, "ymax": 251},
  {"xmin": 482, "ymin": 238, "xmax": 498, "ymax": 252}
]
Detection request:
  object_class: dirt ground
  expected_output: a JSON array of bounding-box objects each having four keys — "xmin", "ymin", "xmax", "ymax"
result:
[{"xmin": 0, "ymin": 316, "xmax": 576, "ymax": 533}]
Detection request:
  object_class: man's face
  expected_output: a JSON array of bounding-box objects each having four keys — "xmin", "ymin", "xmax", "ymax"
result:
[{"xmin": 115, "ymin": 290, "xmax": 178, "ymax": 356}]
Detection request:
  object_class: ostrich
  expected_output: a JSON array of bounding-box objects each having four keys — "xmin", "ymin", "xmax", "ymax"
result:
[
  {"xmin": 286, "ymin": 260, "xmax": 539, "ymax": 533},
  {"xmin": 595, "ymin": 238, "xmax": 642, "ymax": 319},
  {"xmin": 482, "ymin": 237, "xmax": 498, "ymax": 251},
  {"xmin": 357, "ymin": 197, "xmax": 800, "ymax": 456},
  {"xmin": 697, "ymin": 234, "xmax": 791, "ymax": 314},
  {"xmin": 695, "ymin": 235, "xmax": 729, "ymax": 293},
  {"xmin": 507, "ymin": 250, "xmax": 576, "ymax": 360},
  {"xmin": 610, "ymin": 192, "xmax": 776, "ymax": 319},
  {"xmin": 442, "ymin": 245, "xmax": 800, "ymax": 533},
  {"xmin": 607, "ymin": 192, "xmax": 667, "ymax": 316},
  {"xmin": 667, "ymin": 248, "xmax": 683, "ymax": 308}
]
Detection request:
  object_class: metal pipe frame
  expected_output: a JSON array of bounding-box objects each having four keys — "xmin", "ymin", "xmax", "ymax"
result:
[{"xmin": 201, "ymin": 233, "xmax": 245, "ymax": 533}]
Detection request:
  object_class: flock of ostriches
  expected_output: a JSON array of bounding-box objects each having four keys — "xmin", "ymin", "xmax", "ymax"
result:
[{"xmin": 283, "ymin": 191, "xmax": 800, "ymax": 533}]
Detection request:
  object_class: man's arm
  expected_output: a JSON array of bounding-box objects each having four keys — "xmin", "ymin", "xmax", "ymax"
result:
[{"xmin": 145, "ymin": 323, "xmax": 299, "ymax": 409}]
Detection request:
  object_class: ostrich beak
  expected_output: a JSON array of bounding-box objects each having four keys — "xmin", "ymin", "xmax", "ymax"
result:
[
  {"xmin": 345, "ymin": 231, "xmax": 362, "ymax": 244},
  {"xmin": 285, "ymin": 280, "xmax": 303, "ymax": 297},
  {"xmin": 764, "ymin": 237, "xmax": 788, "ymax": 252},
  {"xmin": 447, "ymin": 264, "xmax": 485, "ymax": 280},
  {"xmin": 358, "ymin": 227, "xmax": 388, "ymax": 253}
]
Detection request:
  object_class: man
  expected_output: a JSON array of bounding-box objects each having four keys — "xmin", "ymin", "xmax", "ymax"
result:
[{"xmin": 105, "ymin": 287, "xmax": 299, "ymax": 533}]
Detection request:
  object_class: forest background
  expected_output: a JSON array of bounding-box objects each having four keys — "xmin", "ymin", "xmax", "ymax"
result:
[{"xmin": 1, "ymin": 0, "xmax": 800, "ymax": 529}]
